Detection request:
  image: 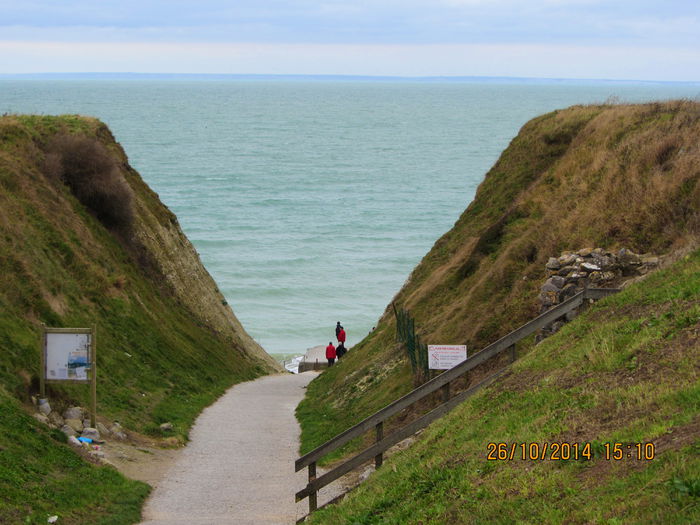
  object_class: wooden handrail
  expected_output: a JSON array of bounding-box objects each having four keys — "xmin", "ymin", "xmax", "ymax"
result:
[{"xmin": 295, "ymin": 287, "xmax": 620, "ymax": 511}]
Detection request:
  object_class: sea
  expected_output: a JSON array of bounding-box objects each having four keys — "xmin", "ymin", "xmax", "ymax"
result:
[{"xmin": 2, "ymin": 75, "xmax": 698, "ymax": 368}]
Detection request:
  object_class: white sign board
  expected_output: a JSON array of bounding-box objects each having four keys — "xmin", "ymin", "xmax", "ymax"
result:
[
  {"xmin": 428, "ymin": 345, "xmax": 467, "ymax": 370},
  {"xmin": 45, "ymin": 332, "xmax": 91, "ymax": 381}
]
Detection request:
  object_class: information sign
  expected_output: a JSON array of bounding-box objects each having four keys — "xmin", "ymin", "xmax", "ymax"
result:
[{"xmin": 428, "ymin": 345, "xmax": 467, "ymax": 370}]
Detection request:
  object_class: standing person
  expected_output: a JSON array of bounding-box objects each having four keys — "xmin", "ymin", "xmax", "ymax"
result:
[
  {"xmin": 335, "ymin": 321, "xmax": 343, "ymax": 339},
  {"xmin": 337, "ymin": 326, "xmax": 346, "ymax": 346},
  {"xmin": 336, "ymin": 342, "xmax": 346, "ymax": 359},
  {"xmin": 326, "ymin": 341, "xmax": 336, "ymax": 367}
]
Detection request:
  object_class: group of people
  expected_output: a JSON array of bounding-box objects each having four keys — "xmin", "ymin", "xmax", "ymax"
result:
[{"xmin": 325, "ymin": 321, "xmax": 347, "ymax": 366}]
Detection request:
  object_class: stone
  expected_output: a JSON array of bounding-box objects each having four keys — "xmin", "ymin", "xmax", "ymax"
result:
[
  {"xmin": 38, "ymin": 399, "xmax": 51, "ymax": 416},
  {"xmin": 96, "ymin": 422, "xmax": 110, "ymax": 436},
  {"xmin": 159, "ymin": 422, "xmax": 174, "ymax": 432},
  {"xmin": 581, "ymin": 262, "xmax": 601, "ymax": 272},
  {"xmin": 541, "ymin": 282, "xmax": 561, "ymax": 293},
  {"xmin": 48, "ymin": 412, "xmax": 65, "ymax": 427},
  {"xmin": 558, "ymin": 254, "xmax": 577, "ymax": 266},
  {"xmin": 89, "ymin": 450, "xmax": 106, "ymax": 459},
  {"xmin": 82, "ymin": 419, "xmax": 92, "ymax": 429},
  {"xmin": 81, "ymin": 427, "xmax": 101, "ymax": 441},
  {"xmin": 68, "ymin": 436, "xmax": 81, "ymax": 447},
  {"xmin": 557, "ymin": 265, "xmax": 576, "ymax": 277},
  {"xmin": 539, "ymin": 291, "xmax": 558, "ymax": 307},
  {"xmin": 559, "ymin": 283, "xmax": 579, "ymax": 301},
  {"xmin": 33, "ymin": 413, "xmax": 49, "ymax": 425},
  {"xmin": 63, "ymin": 406, "xmax": 83, "ymax": 421},
  {"xmin": 618, "ymin": 248, "xmax": 641, "ymax": 265},
  {"xmin": 592, "ymin": 248, "xmax": 604, "ymax": 255},
  {"xmin": 641, "ymin": 256, "xmax": 659, "ymax": 266},
  {"xmin": 546, "ymin": 276, "xmax": 566, "ymax": 289},
  {"xmin": 61, "ymin": 424, "xmax": 77, "ymax": 437},
  {"xmin": 588, "ymin": 271, "xmax": 603, "ymax": 282},
  {"xmin": 545, "ymin": 257, "xmax": 561, "ymax": 270},
  {"xmin": 578, "ymin": 248, "xmax": 593, "ymax": 257},
  {"xmin": 65, "ymin": 418, "xmax": 84, "ymax": 433}
]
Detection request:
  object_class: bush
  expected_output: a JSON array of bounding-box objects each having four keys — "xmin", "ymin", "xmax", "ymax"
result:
[{"xmin": 43, "ymin": 133, "xmax": 135, "ymax": 235}]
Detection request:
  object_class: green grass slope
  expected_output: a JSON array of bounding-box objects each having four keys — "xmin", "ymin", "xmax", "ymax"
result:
[
  {"xmin": 0, "ymin": 115, "xmax": 280, "ymax": 523},
  {"xmin": 298, "ymin": 100, "xmax": 700, "ymax": 458},
  {"xmin": 307, "ymin": 247, "xmax": 700, "ymax": 524}
]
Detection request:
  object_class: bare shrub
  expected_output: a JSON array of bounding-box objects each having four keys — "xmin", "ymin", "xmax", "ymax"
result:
[{"xmin": 43, "ymin": 134, "xmax": 135, "ymax": 235}]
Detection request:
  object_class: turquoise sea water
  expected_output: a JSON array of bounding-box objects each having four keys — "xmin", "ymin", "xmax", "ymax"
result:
[{"xmin": 2, "ymin": 77, "xmax": 698, "ymax": 356}]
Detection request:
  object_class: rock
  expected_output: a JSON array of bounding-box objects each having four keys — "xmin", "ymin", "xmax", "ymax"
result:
[
  {"xmin": 559, "ymin": 283, "xmax": 579, "ymax": 301},
  {"xmin": 65, "ymin": 418, "xmax": 84, "ymax": 433},
  {"xmin": 63, "ymin": 407, "xmax": 83, "ymax": 421},
  {"xmin": 618, "ymin": 247, "xmax": 640, "ymax": 263},
  {"xmin": 33, "ymin": 413, "xmax": 49, "ymax": 425},
  {"xmin": 48, "ymin": 412, "xmax": 65, "ymax": 427},
  {"xmin": 159, "ymin": 422, "xmax": 174, "ymax": 432},
  {"xmin": 96, "ymin": 422, "xmax": 110, "ymax": 436},
  {"xmin": 89, "ymin": 450, "xmax": 106, "ymax": 459},
  {"xmin": 588, "ymin": 271, "xmax": 603, "ymax": 282},
  {"xmin": 61, "ymin": 425, "xmax": 77, "ymax": 437},
  {"xmin": 81, "ymin": 427, "xmax": 101, "ymax": 441},
  {"xmin": 545, "ymin": 257, "xmax": 561, "ymax": 270},
  {"xmin": 578, "ymin": 248, "xmax": 593, "ymax": 257},
  {"xmin": 538, "ymin": 291, "xmax": 558, "ymax": 307},
  {"xmin": 558, "ymin": 254, "xmax": 577, "ymax": 266},
  {"xmin": 38, "ymin": 399, "xmax": 51, "ymax": 416},
  {"xmin": 82, "ymin": 419, "xmax": 92, "ymax": 429},
  {"xmin": 641, "ymin": 255, "xmax": 659, "ymax": 266},
  {"xmin": 545, "ymin": 276, "xmax": 566, "ymax": 289},
  {"xmin": 557, "ymin": 265, "xmax": 576, "ymax": 277},
  {"xmin": 68, "ymin": 435, "xmax": 81, "ymax": 447},
  {"xmin": 581, "ymin": 262, "xmax": 601, "ymax": 272},
  {"xmin": 592, "ymin": 248, "xmax": 604, "ymax": 255},
  {"xmin": 110, "ymin": 422, "xmax": 127, "ymax": 440}
]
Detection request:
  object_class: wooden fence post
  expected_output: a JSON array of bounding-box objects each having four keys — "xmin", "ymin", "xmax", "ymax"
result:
[
  {"xmin": 442, "ymin": 381, "xmax": 450, "ymax": 403},
  {"xmin": 309, "ymin": 462, "xmax": 317, "ymax": 512},
  {"xmin": 375, "ymin": 422, "xmax": 384, "ymax": 468}
]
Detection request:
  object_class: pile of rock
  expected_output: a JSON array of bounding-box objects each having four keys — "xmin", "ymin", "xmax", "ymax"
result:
[
  {"xmin": 33, "ymin": 399, "xmax": 128, "ymax": 448},
  {"xmin": 537, "ymin": 247, "xmax": 659, "ymax": 337}
]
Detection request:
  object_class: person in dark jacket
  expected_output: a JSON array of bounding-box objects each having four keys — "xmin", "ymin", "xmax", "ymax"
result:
[
  {"xmin": 326, "ymin": 342, "xmax": 336, "ymax": 367},
  {"xmin": 336, "ymin": 342, "xmax": 346, "ymax": 359},
  {"xmin": 335, "ymin": 321, "xmax": 343, "ymax": 339}
]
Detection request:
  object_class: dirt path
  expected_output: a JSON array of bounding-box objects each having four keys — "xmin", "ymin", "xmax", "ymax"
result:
[{"xmin": 139, "ymin": 372, "xmax": 341, "ymax": 525}]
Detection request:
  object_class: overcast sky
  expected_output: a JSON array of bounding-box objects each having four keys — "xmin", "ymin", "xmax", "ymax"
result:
[{"xmin": 1, "ymin": 1, "xmax": 698, "ymax": 81}]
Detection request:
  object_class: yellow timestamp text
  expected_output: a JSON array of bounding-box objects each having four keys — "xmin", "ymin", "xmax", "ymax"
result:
[{"xmin": 486, "ymin": 442, "xmax": 656, "ymax": 461}]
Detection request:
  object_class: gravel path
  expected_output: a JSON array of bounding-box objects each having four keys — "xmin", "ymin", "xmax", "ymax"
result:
[{"xmin": 140, "ymin": 372, "xmax": 339, "ymax": 525}]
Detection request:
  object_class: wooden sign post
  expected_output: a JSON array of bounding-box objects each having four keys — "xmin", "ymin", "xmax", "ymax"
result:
[{"xmin": 40, "ymin": 327, "xmax": 97, "ymax": 427}]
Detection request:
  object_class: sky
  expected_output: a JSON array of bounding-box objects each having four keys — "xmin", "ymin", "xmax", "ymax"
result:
[{"xmin": 0, "ymin": 1, "xmax": 698, "ymax": 81}]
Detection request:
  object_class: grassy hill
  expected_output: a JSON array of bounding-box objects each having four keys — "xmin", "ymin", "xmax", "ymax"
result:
[
  {"xmin": 296, "ymin": 101, "xmax": 700, "ymax": 521},
  {"xmin": 0, "ymin": 115, "xmax": 280, "ymax": 523},
  {"xmin": 297, "ymin": 101, "xmax": 700, "ymax": 459},
  {"xmin": 306, "ymin": 247, "xmax": 700, "ymax": 524}
]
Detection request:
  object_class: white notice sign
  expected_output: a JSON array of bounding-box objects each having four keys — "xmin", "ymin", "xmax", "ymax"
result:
[
  {"xmin": 45, "ymin": 332, "xmax": 91, "ymax": 381},
  {"xmin": 428, "ymin": 345, "xmax": 467, "ymax": 370}
]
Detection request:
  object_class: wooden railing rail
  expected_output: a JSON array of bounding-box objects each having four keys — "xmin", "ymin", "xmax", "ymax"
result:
[{"xmin": 295, "ymin": 287, "xmax": 620, "ymax": 514}]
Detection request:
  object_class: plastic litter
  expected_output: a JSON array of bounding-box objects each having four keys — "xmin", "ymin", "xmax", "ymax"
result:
[
  {"xmin": 48, "ymin": 516, "xmax": 58, "ymax": 523},
  {"xmin": 77, "ymin": 437, "xmax": 92, "ymax": 443}
]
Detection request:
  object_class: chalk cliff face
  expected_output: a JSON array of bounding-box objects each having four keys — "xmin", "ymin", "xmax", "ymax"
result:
[{"xmin": 0, "ymin": 115, "xmax": 279, "ymax": 434}]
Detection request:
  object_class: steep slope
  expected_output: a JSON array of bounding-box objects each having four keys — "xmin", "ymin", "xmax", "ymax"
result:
[
  {"xmin": 298, "ymin": 100, "xmax": 700, "ymax": 456},
  {"xmin": 307, "ymin": 247, "xmax": 700, "ymax": 524},
  {"xmin": 0, "ymin": 114, "xmax": 282, "ymax": 523},
  {"xmin": 0, "ymin": 114, "xmax": 280, "ymax": 431}
]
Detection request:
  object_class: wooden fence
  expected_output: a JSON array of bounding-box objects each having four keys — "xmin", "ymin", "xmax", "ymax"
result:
[{"xmin": 295, "ymin": 287, "xmax": 620, "ymax": 518}]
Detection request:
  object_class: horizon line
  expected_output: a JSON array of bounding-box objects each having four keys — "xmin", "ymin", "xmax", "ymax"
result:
[{"xmin": 2, "ymin": 72, "xmax": 699, "ymax": 85}]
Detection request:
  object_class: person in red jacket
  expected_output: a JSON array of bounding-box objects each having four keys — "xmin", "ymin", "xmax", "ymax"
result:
[
  {"xmin": 326, "ymin": 342, "xmax": 336, "ymax": 367},
  {"xmin": 337, "ymin": 327, "xmax": 346, "ymax": 345}
]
